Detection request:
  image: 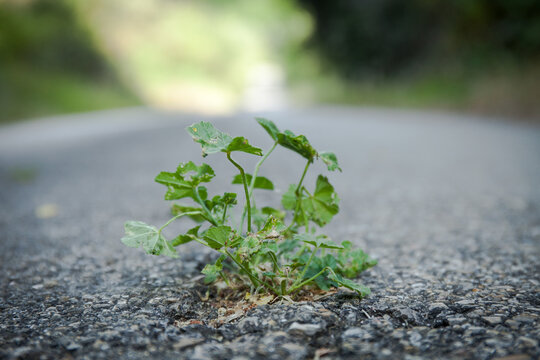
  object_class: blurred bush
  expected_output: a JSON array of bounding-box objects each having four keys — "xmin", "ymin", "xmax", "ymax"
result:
[
  {"xmin": 0, "ymin": 0, "xmax": 108, "ymax": 75},
  {"xmin": 298, "ymin": 0, "xmax": 540, "ymax": 78},
  {"xmin": 0, "ymin": 0, "xmax": 137, "ymax": 123}
]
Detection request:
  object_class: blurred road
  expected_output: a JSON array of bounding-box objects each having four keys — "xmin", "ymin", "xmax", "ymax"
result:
[{"xmin": 1, "ymin": 107, "xmax": 539, "ymax": 359}]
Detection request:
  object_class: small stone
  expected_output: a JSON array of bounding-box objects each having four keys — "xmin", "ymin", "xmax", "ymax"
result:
[
  {"xmin": 483, "ymin": 316, "xmax": 502, "ymax": 325},
  {"xmin": 447, "ymin": 317, "xmax": 466, "ymax": 325},
  {"xmin": 173, "ymin": 337, "xmax": 204, "ymax": 350},
  {"xmin": 518, "ymin": 336, "xmax": 538, "ymax": 347},
  {"xmin": 466, "ymin": 326, "xmax": 485, "ymax": 335},
  {"xmin": 288, "ymin": 322, "xmax": 322, "ymax": 336},
  {"xmin": 504, "ymin": 320, "xmax": 520, "ymax": 329},
  {"xmin": 512, "ymin": 314, "xmax": 536, "ymax": 324},
  {"xmin": 31, "ymin": 284, "xmax": 43, "ymax": 290},
  {"xmin": 342, "ymin": 327, "xmax": 372, "ymax": 340},
  {"xmin": 280, "ymin": 343, "xmax": 308, "ymax": 360},
  {"xmin": 428, "ymin": 302, "xmax": 448, "ymax": 315}
]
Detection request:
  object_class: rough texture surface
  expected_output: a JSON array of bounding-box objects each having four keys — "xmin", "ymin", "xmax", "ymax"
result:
[{"xmin": 1, "ymin": 107, "xmax": 539, "ymax": 360}]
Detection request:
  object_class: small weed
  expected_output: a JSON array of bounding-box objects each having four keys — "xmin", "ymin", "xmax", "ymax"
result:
[{"xmin": 122, "ymin": 119, "xmax": 376, "ymax": 298}]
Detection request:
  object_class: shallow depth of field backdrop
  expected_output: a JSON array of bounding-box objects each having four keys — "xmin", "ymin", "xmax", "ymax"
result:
[{"xmin": 1, "ymin": 0, "xmax": 539, "ymax": 123}]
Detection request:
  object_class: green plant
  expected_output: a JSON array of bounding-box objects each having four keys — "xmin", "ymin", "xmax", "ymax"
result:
[{"xmin": 121, "ymin": 119, "xmax": 376, "ymax": 298}]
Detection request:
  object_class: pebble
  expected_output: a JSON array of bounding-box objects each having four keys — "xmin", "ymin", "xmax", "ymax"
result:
[{"xmin": 288, "ymin": 322, "xmax": 322, "ymax": 336}]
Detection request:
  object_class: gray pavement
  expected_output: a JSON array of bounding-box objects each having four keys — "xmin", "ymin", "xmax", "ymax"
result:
[{"xmin": 1, "ymin": 107, "xmax": 539, "ymax": 359}]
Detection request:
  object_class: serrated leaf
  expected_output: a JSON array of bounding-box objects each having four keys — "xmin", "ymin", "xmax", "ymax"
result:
[
  {"xmin": 281, "ymin": 184, "xmax": 297, "ymax": 210},
  {"xmin": 238, "ymin": 235, "xmax": 261, "ymax": 255},
  {"xmin": 177, "ymin": 161, "xmax": 215, "ymax": 184},
  {"xmin": 277, "ymin": 130, "xmax": 318, "ymax": 161},
  {"xmin": 261, "ymin": 206, "xmax": 285, "ymax": 221},
  {"xmin": 155, "ymin": 162, "xmax": 215, "ymax": 201},
  {"xmin": 202, "ymin": 255, "xmax": 226, "ymax": 283},
  {"xmin": 203, "ymin": 225, "xmax": 231, "ymax": 249},
  {"xmin": 226, "ymin": 137, "xmax": 263, "ymax": 155},
  {"xmin": 187, "ymin": 122, "xmax": 233, "ymax": 156},
  {"xmin": 121, "ymin": 221, "xmax": 178, "ymax": 258},
  {"xmin": 301, "ymin": 175, "xmax": 340, "ymax": 227},
  {"xmin": 171, "ymin": 225, "xmax": 201, "ymax": 246},
  {"xmin": 295, "ymin": 233, "xmax": 343, "ymax": 249},
  {"xmin": 259, "ymin": 215, "xmax": 286, "ymax": 236},
  {"xmin": 186, "ymin": 122, "xmax": 262, "ymax": 156},
  {"xmin": 278, "ymin": 238, "xmax": 300, "ymax": 259},
  {"xmin": 256, "ymin": 118, "xmax": 280, "ymax": 141},
  {"xmin": 319, "ymin": 151, "xmax": 342, "ymax": 172},
  {"xmin": 328, "ymin": 273, "xmax": 371, "ymax": 297},
  {"xmin": 338, "ymin": 245, "xmax": 378, "ymax": 278},
  {"xmin": 232, "ymin": 174, "xmax": 274, "ymax": 190}
]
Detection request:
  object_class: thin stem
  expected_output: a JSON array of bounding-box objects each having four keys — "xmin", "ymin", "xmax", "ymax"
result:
[
  {"xmin": 287, "ymin": 266, "xmax": 331, "ymax": 295},
  {"xmin": 296, "ymin": 161, "xmax": 311, "ymax": 195},
  {"xmin": 219, "ymin": 271, "xmax": 230, "ymax": 286},
  {"xmin": 221, "ymin": 205, "xmax": 228, "ymax": 224},
  {"xmin": 292, "ymin": 245, "xmax": 319, "ymax": 287},
  {"xmin": 158, "ymin": 211, "xmax": 202, "ymax": 233},
  {"xmin": 286, "ymin": 160, "xmax": 310, "ymax": 231},
  {"xmin": 224, "ymin": 249, "xmax": 279, "ymax": 294},
  {"xmin": 193, "ymin": 187, "xmax": 218, "ymax": 226},
  {"xmin": 250, "ymin": 141, "xmax": 278, "ymax": 197},
  {"xmin": 227, "ymin": 152, "xmax": 252, "ymax": 233},
  {"xmin": 240, "ymin": 141, "xmax": 278, "ymax": 231}
]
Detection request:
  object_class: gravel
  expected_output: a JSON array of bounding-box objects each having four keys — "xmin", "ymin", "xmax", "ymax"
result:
[{"xmin": 0, "ymin": 107, "xmax": 539, "ymax": 359}]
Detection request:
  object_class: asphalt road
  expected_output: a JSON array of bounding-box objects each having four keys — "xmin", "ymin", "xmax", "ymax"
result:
[{"xmin": 1, "ymin": 107, "xmax": 539, "ymax": 359}]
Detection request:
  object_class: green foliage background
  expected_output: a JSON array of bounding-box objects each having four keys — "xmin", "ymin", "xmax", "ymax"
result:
[{"xmin": 1, "ymin": 0, "xmax": 539, "ymax": 123}]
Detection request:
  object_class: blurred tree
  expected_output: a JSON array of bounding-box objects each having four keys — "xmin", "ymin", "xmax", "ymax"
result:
[
  {"xmin": 297, "ymin": 0, "xmax": 540, "ymax": 78},
  {"xmin": 0, "ymin": 0, "xmax": 110, "ymax": 76}
]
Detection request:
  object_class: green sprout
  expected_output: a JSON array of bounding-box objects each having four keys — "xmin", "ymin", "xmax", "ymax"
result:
[{"xmin": 121, "ymin": 119, "xmax": 376, "ymax": 298}]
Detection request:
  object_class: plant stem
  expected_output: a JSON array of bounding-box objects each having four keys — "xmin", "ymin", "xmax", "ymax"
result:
[
  {"xmin": 296, "ymin": 161, "xmax": 310, "ymax": 196},
  {"xmin": 240, "ymin": 141, "xmax": 278, "ymax": 231},
  {"xmin": 193, "ymin": 186, "xmax": 218, "ymax": 226},
  {"xmin": 287, "ymin": 266, "xmax": 331, "ymax": 294},
  {"xmin": 292, "ymin": 245, "xmax": 318, "ymax": 287},
  {"xmin": 227, "ymin": 152, "xmax": 252, "ymax": 233},
  {"xmin": 221, "ymin": 205, "xmax": 228, "ymax": 224},
  {"xmin": 286, "ymin": 160, "xmax": 310, "ymax": 231},
  {"xmin": 250, "ymin": 141, "xmax": 278, "ymax": 197},
  {"xmin": 224, "ymin": 249, "xmax": 278, "ymax": 294},
  {"xmin": 158, "ymin": 211, "xmax": 203, "ymax": 233}
]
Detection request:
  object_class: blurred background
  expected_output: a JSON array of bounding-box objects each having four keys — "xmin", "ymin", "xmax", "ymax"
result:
[{"xmin": 1, "ymin": 0, "xmax": 539, "ymax": 124}]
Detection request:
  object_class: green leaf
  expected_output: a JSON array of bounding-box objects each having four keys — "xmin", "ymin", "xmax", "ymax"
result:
[
  {"xmin": 186, "ymin": 122, "xmax": 233, "ymax": 156},
  {"xmin": 261, "ymin": 207, "xmax": 285, "ymax": 221},
  {"xmin": 259, "ymin": 215, "xmax": 286, "ymax": 235},
  {"xmin": 177, "ymin": 161, "xmax": 215, "ymax": 184},
  {"xmin": 281, "ymin": 184, "xmax": 297, "ymax": 210},
  {"xmin": 202, "ymin": 255, "xmax": 226, "ymax": 283},
  {"xmin": 295, "ymin": 233, "xmax": 343, "ymax": 249},
  {"xmin": 278, "ymin": 238, "xmax": 300, "ymax": 258},
  {"xmin": 277, "ymin": 130, "xmax": 317, "ymax": 161},
  {"xmin": 155, "ymin": 162, "xmax": 215, "ymax": 200},
  {"xmin": 337, "ymin": 245, "xmax": 378, "ymax": 278},
  {"xmin": 203, "ymin": 225, "xmax": 231, "ymax": 249},
  {"xmin": 328, "ymin": 273, "xmax": 371, "ymax": 297},
  {"xmin": 186, "ymin": 122, "xmax": 262, "ymax": 156},
  {"xmin": 232, "ymin": 174, "xmax": 274, "ymax": 190},
  {"xmin": 319, "ymin": 151, "xmax": 342, "ymax": 172},
  {"xmin": 171, "ymin": 225, "xmax": 201, "ymax": 246},
  {"xmin": 238, "ymin": 235, "xmax": 261, "ymax": 255},
  {"xmin": 226, "ymin": 137, "xmax": 263, "ymax": 156},
  {"xmin": 301, "ymin": 175, "xmax": 340, "ymax": 227},
  {"xmin": 121, "ymin": 221, "xmax": 178, "ymax": 258},
  {"xmin": 256, "ymin": 118, "xmax": 280, "ymax": 141}
]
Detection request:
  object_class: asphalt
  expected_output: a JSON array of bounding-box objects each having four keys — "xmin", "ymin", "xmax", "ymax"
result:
[{"xmin": 1, "ymin": 107, "xmax": 539, "ymax": 359}]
